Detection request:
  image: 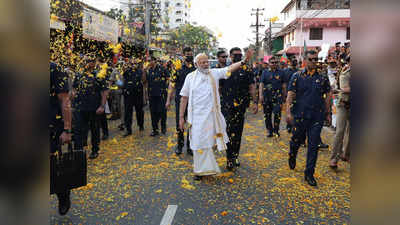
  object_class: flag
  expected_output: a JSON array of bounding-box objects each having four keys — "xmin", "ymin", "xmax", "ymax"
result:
[
  {"xmin": 301, "ymin": 40, "xmax": 307, "ymax": 68},
  {"xmin": 280, "ymin": 52, "xmax": 288, "ymax": 63}
]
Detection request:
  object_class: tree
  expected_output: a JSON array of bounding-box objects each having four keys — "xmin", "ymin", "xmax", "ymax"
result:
[
  {"xmin": 105, "ymin": 8, "xmax": 125, "ymax": 22},
  {"xmin": 168, "ymin": 24, "xmax": 217, "ymax": 54}
]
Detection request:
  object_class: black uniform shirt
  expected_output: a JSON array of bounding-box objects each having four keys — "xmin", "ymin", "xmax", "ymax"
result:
[
  {"xmin": 73, "ymin": 71, "xmax": 108, "ymax": 111},
  {"xmin": 50, "ymin": 62, "xmax": 69, "ymax": 127},
  {"xmin": 288, "ymin": 69, "xmax": 331, "ymax": 121},
  {"xmin": 171, "ymin": 63, "xmax": 195, "ymax": 98},
  {"xmin": 220, "ymin": 66, "xmax": 255, "ymax": 108},
  {"xmin": 260, "ymin": 68, "xmax": 285, "ymax": 103},
  {"xmin": 123, "ymin": 67, "xmax": 144, "ymax": 96},
  {"xmin": 147, "ymin": 65, "xmax": 169, "ymax": 97}
]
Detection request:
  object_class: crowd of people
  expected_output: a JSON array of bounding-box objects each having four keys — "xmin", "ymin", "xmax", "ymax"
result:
[{"xmin": 50, "ymin": 42, "xmax": 350, "ymax": 215}]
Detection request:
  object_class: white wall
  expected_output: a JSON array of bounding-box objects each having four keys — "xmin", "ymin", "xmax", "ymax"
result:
[
  {"xmin": 282, "ymin": 3, "xmax": 297, "ymax": 27},
  {"xmin": 294, "ymin": 27, "xmax": 349, "ymax": 47},
  {"xmin": 159, "ymin": 0, "xmax": 190, "ymax": 29}
]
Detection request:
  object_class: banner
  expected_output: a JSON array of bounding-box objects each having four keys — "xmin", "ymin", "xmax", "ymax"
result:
[
  {"xmin": 82, "ymin": 8, "xmax": 119, "ymax": 44},
  {"xmin": 50, "ymin": 19, "xmax": 66, "ymax": 31}
]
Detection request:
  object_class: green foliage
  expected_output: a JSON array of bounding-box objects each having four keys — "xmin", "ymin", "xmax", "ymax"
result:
[
  {"xmin": 168, "ymin": 24, "xmax": 217, "ymax": 54},
  {"xmin": 105, "ymin": 8, "xmax": 125, "ymax": 22}
]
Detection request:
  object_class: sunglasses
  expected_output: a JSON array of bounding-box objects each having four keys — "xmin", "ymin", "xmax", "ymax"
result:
[
  {"xmin": 307, "ymin": 57, "xmax": 318, "ymax": 62},
  {"xmin": 219, "ymin": 55, "xmax": 228, "ymax": 58},
  {"xmin": 233, "ymin": 54, "xmax": 243, "ymax": 57}
]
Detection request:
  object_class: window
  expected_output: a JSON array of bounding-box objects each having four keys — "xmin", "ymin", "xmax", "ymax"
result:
[
  {"xmin": 185, "ymin": 13, "xmax": 187, "ymax": 17},
  {"xmin": 176, "ymin": 3, "xmax": 181, "ymax": 7},
  {"xmin": 346, "ymin": 27, "xmax": 350, "ymax": 40},
  {"xmin": 176, "ymin": 18, "xmax": 182, "ymax": 23},
  {"xmin": 164, "ymin": 1, "xmax": 169, "ymax": 7},
  {"xmin": 309, "ymin": 28, "xmax": 323, "ymax": 40},
  {"xmin": 291, "ymin": 31, "xmax": 295, "ymax": 41},
  {"xmin": 176, "ymin": 10, "xmax": 182, "ymax": 14}
]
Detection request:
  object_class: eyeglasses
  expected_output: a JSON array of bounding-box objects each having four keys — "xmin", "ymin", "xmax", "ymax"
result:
[
  {"xmin": 269, "ymin": 61, "xmax": 278, "ymax": 64},
  {"xmin": 219, "ymin": 55, "xmax": 228, "ymax": 58},
  {"xmin": 307, "ymin": 57, "xmax": 318, "ymax": 62}
]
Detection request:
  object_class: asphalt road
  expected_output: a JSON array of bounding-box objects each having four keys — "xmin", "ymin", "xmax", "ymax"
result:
[{"xmin": 50, "ymin": 105, "xmax": 350, "ymax": 225}]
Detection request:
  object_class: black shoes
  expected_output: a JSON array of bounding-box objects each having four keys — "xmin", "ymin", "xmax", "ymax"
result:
[
  {"xmin": 305, "ymin": 174, "xmax": 317, "ymax": 186},
  {"xmin": 187, "ymin": 148, "xmax": 193, "ymax": 156},
  {"xmin": 150, "ymin": 130, "xmax": 159, "ymax": 136},
  {"xmin": 57, "ymin": 190, "xmax": 71, "ymax": 216},
  {"xmin": 89, "ymin": 151, "xmax": 99, "ymax": 159},
  {"xmin": 288, "ymin": 154, "xmax": 296, "ymax": 170},
  {"xmin": 267, "ymin": 133, "xmax": 274, "ymax": 138},
  {"xmin": 161, "ymin": 127, "xmax": 166, "ymax": 134},
  {"xmin": 123, "ymin": 130, "xmax": 132, "ymax": 137},
  {"xmin": 318, "ymin": 143, "xmax": 329, "ymax": 149},
  {"xmin": 226, "ymin": 160, "xmax": 234, "ymax": 171},
  {"xmin": 102, "ymin": 134, "xmax": 109, "ymax": 140},
  {"xmin": 175, "ymin": 146, "xmax": 183, "ymax": 155},
  {"xmin": 194, "ymin": 175, "xmax": 202, "ymax": 181},
  {"xmin": 234, "ymin": 158, "xmax": 240, "ymax": 167}
]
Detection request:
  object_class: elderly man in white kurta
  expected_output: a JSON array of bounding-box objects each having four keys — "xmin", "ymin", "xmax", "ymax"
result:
[{"xmin": 179, "ymin": 51, "xmax": 252, "ymax": 180}]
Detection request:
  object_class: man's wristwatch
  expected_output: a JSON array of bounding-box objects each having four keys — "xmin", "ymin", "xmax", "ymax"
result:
[{"xmin": 63, "ymin": 129, "xmax": 72, "ymax": 134}]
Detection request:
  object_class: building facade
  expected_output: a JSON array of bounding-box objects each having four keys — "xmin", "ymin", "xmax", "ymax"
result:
[
  {"xmin": 159, "ymin": 0, "xmax": 191, "ymax": 30},
  {"xmin": 277, "ymin": 0, "xmax": 350, "ymax": 55}
]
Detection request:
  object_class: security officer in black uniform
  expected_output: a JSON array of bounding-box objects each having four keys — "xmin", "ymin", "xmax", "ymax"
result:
[
  {"xmin": 72, "ymin": 54, "xmax": 108, "ymax": 159},
  {"xmin": 221, "ymin": 47, "xmax": 258, "ymax": 171},
  {"xmin": 259, "ymin": 56, "xmax": 286, "ymax": 137},
  {"xmin": 166, "ymin": 47, "xmax": 195, "ymax": 155},
  {"xmin": 50, "ymin": 61, "xmax": 72, "ymax": 215},
  {"xmin": 146, "ymin": 56, "xmax": 169, "ymax": 136},
  {"xmin": 122, "ymin": 58, "xmax": 146, "ymax": 137},
  {"xmin": 283, "ymin": 58, "xmax": 299, "ymax": 133},
  {"xmin": 286, "ymin": 50, "xmax": 331, "ymax": 186},
  {"xmin": 213, "ymin": 50, "xmax": 229, "ymax": 97},
  {"xmin": 214, "ymin": 50, "xmax": 229, "ymax": 68}
]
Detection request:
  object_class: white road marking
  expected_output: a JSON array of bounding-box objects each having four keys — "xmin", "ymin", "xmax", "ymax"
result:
[{"xmin": 160, "ymin": 205, "xmax": 178, "ymax": 225}]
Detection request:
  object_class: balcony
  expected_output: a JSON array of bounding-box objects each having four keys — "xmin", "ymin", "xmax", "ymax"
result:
[{"xmin": 296, "ymin": 9, "xmax": 350, "ymax": 19}]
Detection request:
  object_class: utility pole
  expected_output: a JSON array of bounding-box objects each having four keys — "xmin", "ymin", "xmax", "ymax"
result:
[
  {"xmin": 145, "ymin": 0, "xmax": 151, "ymax": 54},
  {"xmin": 264, "ymin": 16, "xmax": 279, "ymax": 56},
  {"xmin": 250, "ymin": 8, "xmax": 265, "ymax": 58}
]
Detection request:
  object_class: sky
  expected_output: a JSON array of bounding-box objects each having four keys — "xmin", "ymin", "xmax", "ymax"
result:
[{"xmin": 82, "ymin": 0, "xmax": 290, "ymax": 50}]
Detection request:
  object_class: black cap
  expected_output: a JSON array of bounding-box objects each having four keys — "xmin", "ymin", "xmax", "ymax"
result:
[{"xmin": 335, "ymin": 42, "xmax": 341, "ymax": 46}]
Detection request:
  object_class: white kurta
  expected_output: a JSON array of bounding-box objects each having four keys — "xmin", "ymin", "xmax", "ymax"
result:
[{"xmin": 180, "ymin": 67, "xmax": 229, "ymax": 151}]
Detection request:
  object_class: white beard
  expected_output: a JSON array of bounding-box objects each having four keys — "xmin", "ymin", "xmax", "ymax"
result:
[{"xmin": 197, "ymin": 67, "xmax": 210, "ymax": 74}]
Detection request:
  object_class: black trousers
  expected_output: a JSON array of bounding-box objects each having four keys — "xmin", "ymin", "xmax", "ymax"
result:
[
  {"xmin": 50, "ymin": 124, "xmax": 69, "ymax": 196},
  {"xmin": 124, "ymin": 94, "xmax": 144, "ymax": 132},
  {"xmin": 223, "ymin": 105, "xmax": 246, "ymax": 160},
  {"xmin": 289, "ymin": 118, "xmax": 323, "ymax": 176},
  {"xmin": 99, "ymin": 113, "xmax": 109, "ymax": 136},
  {"xmin": 149, "ymin": 96, "xmax": 166, "ymax": 132},
  {"xmin": 74, "ymin": 111, "xmax": 101, "ymax": 152},
  {"xmin": 175, "ymin": 96, "xmax": 190, "ymax": 149},
  {"xmin": 263, "ymin": 101, "xmax": 282, "ymax": 134}
]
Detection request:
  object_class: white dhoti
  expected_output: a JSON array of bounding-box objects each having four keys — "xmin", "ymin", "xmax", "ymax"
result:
[
  {"xmin": 180, "ymin": 67, "xmax": 230, "ymax": 176},
  {"xmin": 193, "ymin": 148, "xmax": 221, "ymax": 176}
]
